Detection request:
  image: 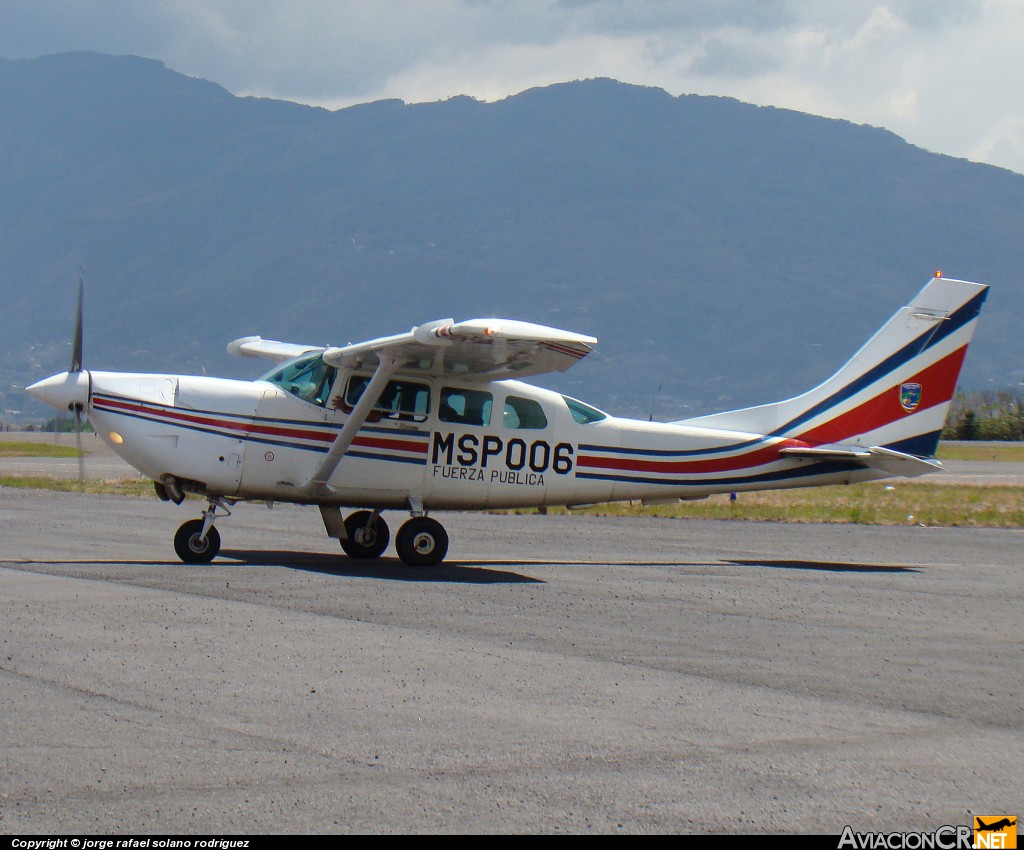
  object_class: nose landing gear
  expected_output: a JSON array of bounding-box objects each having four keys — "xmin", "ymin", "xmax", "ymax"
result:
[
  {"xmin": 173, "ymin": 497, "xmax": 233, "ymax": 564},
  {"xmin": 173, "ymin": 519, "xmax": 220, "ymax": 563}
]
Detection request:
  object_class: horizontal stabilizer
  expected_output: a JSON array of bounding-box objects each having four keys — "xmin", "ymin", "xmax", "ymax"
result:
[
  {"xmin": 778, "ymin": 446, "xmax": 872, "ymax": 460},
  {"xmin": 780, "ymin": 444, "xmax": 941, "ymax": 478}
]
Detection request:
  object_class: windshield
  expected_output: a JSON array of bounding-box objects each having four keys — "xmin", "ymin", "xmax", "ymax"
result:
[{"xmin": 261, "ymin": 353, "xmax": 337, "ymax": 407}]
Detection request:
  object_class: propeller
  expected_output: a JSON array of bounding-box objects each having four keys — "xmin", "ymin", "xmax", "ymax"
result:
[
  {"xmin": 26, "ymin": 271, "xmax": 92, "ymax": 494},
  {"xmin": 53, "ymin": 272, "xmax": 87, "ymax": 490},
  {"xmin": 71, "ymin": 272, "xmax": 86, "ymax": 491}
]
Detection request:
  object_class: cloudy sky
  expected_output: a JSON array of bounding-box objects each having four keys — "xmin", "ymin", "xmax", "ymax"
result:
[{"xmin": 3, "ymin": 0, "xmax": 1023, "ymax": 174}]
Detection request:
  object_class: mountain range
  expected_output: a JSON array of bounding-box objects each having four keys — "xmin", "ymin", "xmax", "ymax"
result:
[{"xmin": 2, "ymin": 51, "xmax": 1022, "ymax": 423}]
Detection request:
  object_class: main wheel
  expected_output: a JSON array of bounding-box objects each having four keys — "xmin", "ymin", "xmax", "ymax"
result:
[
  {"xmin": 340, "ymin": 511, "xmax": 390, "ymax": 559},
  {"xmin": 395, "ymin": 517, "xmax": 448, "ymax": 567},
  {"xmin": 173, "ymin": 519, "xmax": 221, "ymax": 564}
]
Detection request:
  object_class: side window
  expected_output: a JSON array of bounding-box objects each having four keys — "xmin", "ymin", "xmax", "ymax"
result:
[
  {"xmin": 439, "ymin": 388, "xmax": 492, "ymax": 427},
  {"xmin": 343, "ymin": 375, "xmax": 431, "ymax": 422},
  {"xmin": 503, "ymin": 395, "xmax": 548, "ymax": 429}
]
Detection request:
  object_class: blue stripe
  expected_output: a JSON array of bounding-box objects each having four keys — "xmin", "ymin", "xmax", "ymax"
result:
[
  {"xmin": 882, "ymin": 430, "xmax": 943, "ymax": 458},
  {"xmin": 361, "ymin": 424, "xmax": 431, "ymax": 438},
  {"xmin": 575, "ymin": 460, "xmax": 858, "ymax": 488},
  {"xmin": 578, "ymin": 438, "xmax": 768, "ymax": 457},
  {"xmin": 347, "ymin": 450, "xmax": 427, "ymax": 466}
]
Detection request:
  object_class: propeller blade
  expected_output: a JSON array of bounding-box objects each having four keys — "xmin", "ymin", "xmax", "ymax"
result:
[
  {"xmin": 70, "ymin": 271, "xmax": 84, "ymax": 373},
  {"xmin": 74, "ymin": 406, "xmax": 85, "ymax": 493},
  {"xmin": 52, "ymin": 408, "xmax": 68, "ymax": 444},
  {"xmin": 70, "ymin": 270, "xmax": 86, "ymax": 489}
]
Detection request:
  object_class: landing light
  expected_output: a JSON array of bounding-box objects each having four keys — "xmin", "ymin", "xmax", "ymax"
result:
[{"xmin": 108, "ymin": 431, "xmax": 124, "ymax": 445}]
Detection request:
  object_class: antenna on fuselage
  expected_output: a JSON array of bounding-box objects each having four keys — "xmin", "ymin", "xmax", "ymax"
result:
[{"xmin": 648, "ymin": 379, "xmax": 664, "ymax": 422}]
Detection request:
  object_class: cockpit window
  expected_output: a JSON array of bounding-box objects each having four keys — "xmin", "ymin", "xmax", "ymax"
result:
[
  {"xmin": 562, "ymin": 395, "xmax": 607, "ymax": 424},
  {"xmin": 261, "ymin": 353, "xmax": 337, "ymax": 407}
]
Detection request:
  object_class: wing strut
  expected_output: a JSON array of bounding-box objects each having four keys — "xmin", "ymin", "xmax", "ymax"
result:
[{"xmin": 306, "ymin": 349, "xmax": 400, "ymax": 491}]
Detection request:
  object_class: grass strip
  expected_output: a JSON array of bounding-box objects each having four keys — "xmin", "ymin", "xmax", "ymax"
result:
[
  {"xmin": 935, "ymin": 443, "xmax": 1024, "ymax": 462},
  {"xmin": 508, "ymin": 482, "xmax": 1024, "ymax": 527},
  {"xmin": 0, "ymin": 442, "xmax": 84, "ymax": 458},
  {"xmin": 0, "ymin": 475, "xmax": 153, "ymax": 497}
]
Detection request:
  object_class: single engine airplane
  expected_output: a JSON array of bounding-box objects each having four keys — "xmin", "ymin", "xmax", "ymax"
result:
[
  {"xmin": 975, "ymin": 818, "xmax": 1016, "ymax": 833},
  {"xmin": 26, "ymin": 273, "xmax": 987, "ymax": 567}
]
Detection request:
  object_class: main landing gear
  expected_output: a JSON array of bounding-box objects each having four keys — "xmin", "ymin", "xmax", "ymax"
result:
[
  {"xmin": 337, "ymin": 509, "xmax": 449, "ymax": 568},
  {"xmin": 339, "ymin": 510, "xmax": 390, "ymax": 559}
]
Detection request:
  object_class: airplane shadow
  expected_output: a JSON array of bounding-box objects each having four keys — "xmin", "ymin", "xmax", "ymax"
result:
[
  {"xmin": 727, "ymin": 559, "xmax": 920, "ymax": 573},
  {"xmin": 4, "ymin": 554, "xmax": 542, "ymax": 583},
  {"xmin": 5, "ymin": 556, "xmax": 919, "ymax": 581},
  {"xmin": 219, "ymin": 549, "xmax": 544, "ymax": 584}
]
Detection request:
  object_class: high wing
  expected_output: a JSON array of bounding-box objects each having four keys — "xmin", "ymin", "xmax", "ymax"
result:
[
  {"xmin": 321, "ymin": 318, "xmax": 597, "ymax": 381},
  {"xmin": 228, "ymin": 319, "xmax": 597, "ymax": 381}
]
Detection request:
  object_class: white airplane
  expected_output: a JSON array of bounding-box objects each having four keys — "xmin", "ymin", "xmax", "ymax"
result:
[{"xmin": 26, "ymin": 274, "xmax": 987, "ymax": 567}]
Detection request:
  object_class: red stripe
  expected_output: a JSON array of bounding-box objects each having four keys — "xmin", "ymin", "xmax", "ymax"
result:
[
  {"xmin": 95, "ymin": 396, "xmax": 334, "ymax": 443},
  {"xmin": 796, "ymin": 345, "xmax": 967, "ymax": 445},
  {"xmin": 542, "ymin": 342, "xmax": 587, "ymax": 359},
  {"xmin": 94, "ymin": 395, "xmax": 434, "ymax": 451},
  {"xmin": 577, "ymin": 439, "xmax": 805, "ymax": 475},
  {"xmin": 351, "ymin": 435, "xmax": 428, "ymax": 454}
]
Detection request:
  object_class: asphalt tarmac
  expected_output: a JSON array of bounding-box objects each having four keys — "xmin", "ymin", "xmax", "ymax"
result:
[{"xmin": 1, "ymin": 487, "xmax": 1021, "ymax": 834}]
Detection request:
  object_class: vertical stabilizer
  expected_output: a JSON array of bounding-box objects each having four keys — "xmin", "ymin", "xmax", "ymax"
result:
[{"xmin": 677, "ymin": 276, "xmax": 988, "ymax": 457}]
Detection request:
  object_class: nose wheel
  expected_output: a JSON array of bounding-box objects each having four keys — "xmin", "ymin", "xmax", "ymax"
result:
[
  {"xmin": 173, "ymin": 496, "xmax": 232, "ymax": 564},
  {"xmin": 395, "ymin": 516, "xmax": 449, "ymax": 567},
  {"xmin": 174, "ymin": 518, "xmax": 221, "ymax": 563}
]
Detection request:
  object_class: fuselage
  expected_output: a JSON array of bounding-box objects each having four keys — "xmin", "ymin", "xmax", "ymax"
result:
[{"xmin": 65, "ymin": 363, "xmax": 884, "ymax": 510}]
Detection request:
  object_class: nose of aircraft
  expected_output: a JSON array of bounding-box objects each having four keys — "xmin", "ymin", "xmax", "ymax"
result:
[{"xmin": 25, "ymin": 371, "xmax": 91, "ymax": 411}]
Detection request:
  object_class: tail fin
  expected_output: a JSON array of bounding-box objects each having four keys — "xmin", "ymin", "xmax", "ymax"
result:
[{"xmin": 678, "ymin": 276, "xmax": 988, "ymax": 458}]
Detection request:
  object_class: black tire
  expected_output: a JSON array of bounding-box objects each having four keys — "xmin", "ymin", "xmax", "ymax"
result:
[
  {"xmin": 340, "ymin": 511, "xmax": 390, "ymax": 559},
  {"xmin": 173, "ymin": 519, "xmax": 221, "ymax": 564},
  {"xmin": 395, "ymin": 517, "xmax": 448, "ymax": 567}
]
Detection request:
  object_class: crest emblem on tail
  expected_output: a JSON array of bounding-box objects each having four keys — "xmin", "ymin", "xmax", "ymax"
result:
[{"xmin": 900, "ymin": 383, "xmax": 922, "ymax": 412}]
